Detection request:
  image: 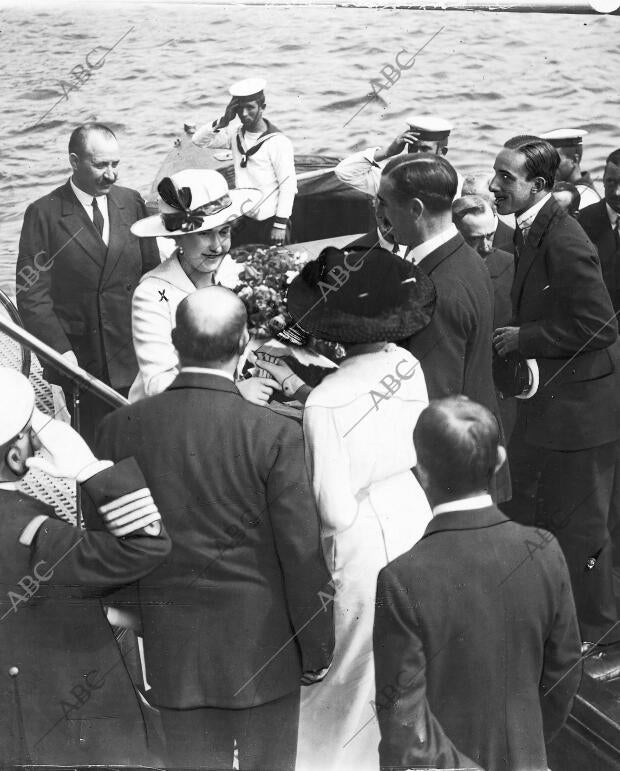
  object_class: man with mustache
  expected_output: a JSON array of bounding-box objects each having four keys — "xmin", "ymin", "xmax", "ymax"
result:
[
  {"xmin": 16, "ymin": 122, "xmax": 160, "ymax": 446},
  {"xmin": 193, "ymin": 78, "xmax": 297, "ymax": 248}
]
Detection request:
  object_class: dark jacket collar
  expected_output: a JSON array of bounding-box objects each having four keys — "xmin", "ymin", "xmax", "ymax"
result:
[
  {"xmin": 417, "ymin": 233, "xmax": 466, "ymax": 275},
  {"xmin": 420, "ymin": 504, "xmax": 510, "ymax": 541},
  {"xmin": 167, "ymin": 370, "xmax": 241, "ymax": 395}
]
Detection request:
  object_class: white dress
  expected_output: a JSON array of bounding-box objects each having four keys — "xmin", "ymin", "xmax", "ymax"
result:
[{"xmin": 297, "ymin": 345, "xmax": 432, "ymax": 771}]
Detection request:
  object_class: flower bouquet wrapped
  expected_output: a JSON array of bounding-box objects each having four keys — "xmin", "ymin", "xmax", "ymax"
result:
[{"xmin": 230, "ymin": 244, "xmax": 339, "ymax": 376}]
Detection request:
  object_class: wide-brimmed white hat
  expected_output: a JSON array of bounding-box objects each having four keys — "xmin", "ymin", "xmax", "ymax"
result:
[
  {"xmin": 131, "ymin": 169, "xmax": 262, "ymax": 238},
  {"xmin": 0, "ymin": 367, "xmax": 35, "ymax": 445}
]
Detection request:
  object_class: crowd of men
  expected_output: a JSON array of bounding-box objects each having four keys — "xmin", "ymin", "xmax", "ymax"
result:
[{"xmin": 4, "ymin": 76, "xmax": 620, "ymax": 769}]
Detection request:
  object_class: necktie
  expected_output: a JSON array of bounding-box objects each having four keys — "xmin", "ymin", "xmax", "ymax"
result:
[
  {"xmin": 392, "ymin": 242, "xmax": 400, "ymax": 255},
  {"xmin": 513, "ymin": 226, "xmax": 525, "ymax": 266},
  {"xmin": 92, "ymin": 197, "xmax": 104, "ymax": 238}
]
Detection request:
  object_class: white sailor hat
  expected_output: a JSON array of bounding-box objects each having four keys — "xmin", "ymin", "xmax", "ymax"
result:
[
  {"xmin": 0, "ymin": 368, "xmax": 35, "ymax": 446},
  {"xmin": 229, "ymin": 78, "xmax": 267, "ymax": 102},
  {"xmin": 406, "ymin": 116, "xmax": 452, "ymax": 141},
  {"xmin": 540, "ymin": 128, "xmax": 588, "ymax": 148}
]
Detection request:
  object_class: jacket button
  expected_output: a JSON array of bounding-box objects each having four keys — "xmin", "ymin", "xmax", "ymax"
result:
[{"xmin": 126, "ymin": 284, "xmax": 132, "ymax": 291}]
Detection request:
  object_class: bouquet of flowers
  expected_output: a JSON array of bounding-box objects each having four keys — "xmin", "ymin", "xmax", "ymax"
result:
[{"xmin": 230, "ymin": 245, "xmax": 309, "ymax": 340}]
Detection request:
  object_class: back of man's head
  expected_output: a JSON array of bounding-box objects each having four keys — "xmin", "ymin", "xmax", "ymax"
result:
[
  {"xmin": 172, "ymin": 287, "xmax": 248, "ymax": 369},
  {"xmin": 461, "ymin": 173, "xmax": 494, "ymax": 205},
  {"xmin": 384, "ymin": 153, "xmax": 458, "ymax": 213},
  {"xmin": 413, "ymin": 396, "xmax": 500, "ymax": 500},
  {"xmin": 504, "ymin": 135, "xmax": 559, "ymax": 191},
  {"xmin": 452, "ymin": 194, "xmax": 493, "ymax": 225}
]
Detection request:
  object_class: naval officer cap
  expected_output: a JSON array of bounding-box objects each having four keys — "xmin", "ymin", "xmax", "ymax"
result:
[
  {"xmin": 540, "ymin": 128, "xmax": 588, "ymax": 148},
  {"xmin": 0, "ymin": 367, "xmax": 35, "ymax": 446},
  {"xmin": 407, "ymin": 116, "xmax": 453, "ymax": 141},
  {"xmin": 229, "ymin": 77, "xmax": 267, "ymax": 102}
]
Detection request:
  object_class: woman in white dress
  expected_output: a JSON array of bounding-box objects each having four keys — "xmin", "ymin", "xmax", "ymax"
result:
[
  {"xmin": 128, "ymin": 168, "xmax": 278, "ymax": 405},
  {"xmin": 263, "ymin": 245, "xmax": 437, "ymax": 771}
]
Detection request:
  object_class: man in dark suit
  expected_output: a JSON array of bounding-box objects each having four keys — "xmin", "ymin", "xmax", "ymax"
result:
[
  {"xmin": 373, "ymin": 396, "xmax": 581, "ymax": 771},
  {"xmin": 0, "ymin": 367, "xmax": 170, "ymax": 767},
  {"xmin": 92, "ymin": 287, "xmax": 334, "ymax": 771},
  {"xmin": 579, "ymin": 148, "xmax": 620, "ymax": 313},
  {"xmin": 376, "ymin": 153, "xmax": 510, "ymax": 502},
  {"xmin": 16, "ymin": 122, "xmax": 160, "ymax": 445},
  {"xmin": 491, "ymin": 136, "xmax": 620, "ymax": 654}
]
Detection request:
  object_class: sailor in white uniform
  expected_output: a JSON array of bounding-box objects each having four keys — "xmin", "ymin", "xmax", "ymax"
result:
[
  {"xmin": 540, "ymin": 128, "xmax": 602, "ymax": 209},
  {"xmin": 335, "ymin": 116, "xmax": 462, "ymax": 200},
  {"xmin": 193, "ymin": 77, "xmax": 297, "ymax": 247}
]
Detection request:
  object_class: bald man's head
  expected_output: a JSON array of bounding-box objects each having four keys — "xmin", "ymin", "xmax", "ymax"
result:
[
  {"xmin": 172, "ymin": 287, "xmax": 248, "ymax": 368},
  {"xmin": 413, "ymin": 396, "xmax": 502, "ymax": 499}
]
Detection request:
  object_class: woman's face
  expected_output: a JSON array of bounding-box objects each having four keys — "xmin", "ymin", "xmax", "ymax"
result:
[{"xmin": 176, "ymin": 223, "xmax": 232, "ymax": 275}]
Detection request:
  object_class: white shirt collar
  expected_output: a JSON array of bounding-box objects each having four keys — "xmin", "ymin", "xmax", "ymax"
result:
[
  {"xmin": 606, "ymin": 202, "xmax": 620, "ymax": 229},
  {"xmin": 376, "ymin": 228, "xmax": 408, "ymax": 260},
  {"xmin": 408, "ymin": 224, "xmax": 459, "ymax": 266},
  {"xmin": 179, "ymin": 367, "xmax": 235, "ymax": 383},
  {"xmin": 516, "ymin": 193, "xmax": 552, "ymax": 232},
  {"xmin": 70, "ymin": 178, "xmax": 108, "ymax": 208},
  {"xmin": 432, "ymin": 493, "xmax": 493, "ymax": 517}
]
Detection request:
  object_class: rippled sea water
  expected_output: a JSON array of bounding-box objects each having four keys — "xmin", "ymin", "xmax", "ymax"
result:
[{"xmin": 0, "ymin": 2, "xmax": 618, "ymax": 294}]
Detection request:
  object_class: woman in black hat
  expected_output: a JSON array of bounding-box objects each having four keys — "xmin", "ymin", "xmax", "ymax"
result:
[{"xmin": 263, "ymin": 245, "xmax": 436, "ymax": 771}]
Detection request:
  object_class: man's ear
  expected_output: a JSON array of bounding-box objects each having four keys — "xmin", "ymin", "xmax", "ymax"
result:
[
  {"xmin": 495, "ymin": 445, "xmax": 507, "ymax": 474},
  {"xmin": 530, "ymin": 176, "xmax": 547, "ymax": 195},
  {"xmin": 238, "ymin": 327, "xmax": 250, "ymax": 355},
  {"xmin": 410, "ymin": 197, "xmax": 424, "ymax": 221},
  {"xmin": 412, "ymin": 459, "xmax": 429, "ymax": 490},
  {"xmin": 69, "ymin": 153, "xmax": 79, "ymax": 172},
  {"xmin": 5, "ymin": 443, "xmax": 26, "ymax": 479}
]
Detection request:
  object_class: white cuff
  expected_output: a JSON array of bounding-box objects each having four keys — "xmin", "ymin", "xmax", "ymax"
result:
[{"xmin": 19, "ymin": 514, "xmax": 49, "ymax": 546}]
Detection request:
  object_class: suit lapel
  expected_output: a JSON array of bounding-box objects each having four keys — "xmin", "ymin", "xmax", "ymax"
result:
[
  {"xmin": 101, "ymin": 188, "xmax": 132, "ymax": 287},
  {"xmin": 59, "ymin": 181, "xmax": 107, "ymax": 269},
  {"xmin": 510, "ymin": 197, "xmax": 558, "ymax": 313},
  {"xmin": 417, "ymin": 233, "xmax": 465, "ymax": 275}
]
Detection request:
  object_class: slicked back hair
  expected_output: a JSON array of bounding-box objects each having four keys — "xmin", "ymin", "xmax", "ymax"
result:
[
  {"xmin": 503, "ymin": 135, "xmax": 559, "ymax": 190},
  {"xmin": 606, "ymin": 148, "xmax": 620, "ymax": 168},
  {"xmin": 68, "ymin": 123, "xmax": 117, "ymax": 157},
  {"xmin": 172, "ymin": 295, "xmax": 247, "ymax": 366},
  {"xmin": 384, "ymin": 153, "xmax": 458, "ymax": 213},
  {"xmin": 414, "ymin": 395, "xmax": 500, "ymax": 498},
  {"xmin": 452, "ymin": 195, "xmax": 493, "ymax": 225}
]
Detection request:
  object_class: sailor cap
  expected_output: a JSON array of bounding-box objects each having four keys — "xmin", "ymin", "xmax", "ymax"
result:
[
  {"xmin": 540, "ymin": 128, "xmax": 588, "ymax": 148},
  {"xmin": 407, "ymin": 116, "xmax": 452, "ymax": 141},
  {"xmin": 0, "ymin": 368, "xmax": 35, "ymax": 446},
  {"xmin": 229, "ymin": 78, "xmax": 267, "ymax": 101}
]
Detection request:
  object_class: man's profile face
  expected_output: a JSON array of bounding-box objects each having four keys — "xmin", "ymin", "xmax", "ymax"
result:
[
  {"xmin": 70, "ymin": 132, "xmax": 120, "ymax": 197},
  {"xmin": 603, "ymin": 161, "xmax": 620, "ymax": 215},
  {"xmin": 458, "ymin": 210, "xmax": 497, "ymax": 257},
  {"xmin": 489, "ymin": 148, "xmax": 537, "ymax": 217},
  {"xmin": 237, "ymin": 100, "xmax": 264, "ymax": 132},
  {"xmin": 376, "ymin": 175, "xmax": 417, "ymax": 247}
]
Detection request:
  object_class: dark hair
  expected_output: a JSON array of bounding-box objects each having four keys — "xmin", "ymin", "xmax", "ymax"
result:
[
  {"xmin": 452, "ymin": 195, "xmax": 493, "ymax": 224},
  {"xmin": 552, "ymin": 181, "xmax": 581, "ymax": 212},
  {"xmin": 606, "ymin": 148, "xmax": 620, "ymax": 167},
  {"xmin": 503, "ymin": 135, "xmax": 559, "ymax": 190},
  {"xmin": 413, "ymin": 396, "xmax": 500, "ymax": 497},
  {"xmin": 172, "ymin": 294, "xmax": 247, "ymax": 365},
  {"xmin": 68, "ymin": 123, "xmax": 117, "ymax": 157},
  {"xmin": 384, "ymin": 153, "xmax": 458, "ymax": 213}
]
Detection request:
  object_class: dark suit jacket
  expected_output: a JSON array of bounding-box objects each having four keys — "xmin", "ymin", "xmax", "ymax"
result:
[
  {"xmin": 16, "ymin": 181, "xmax": 160, "ymax": 389},
  {"xmin": 485, "ymin": 247, "xmax": 514, "ymax": 329},
  {"xmin": 512, "ymin": 196, "xmax": 620, "ymax": 450},
  {"xmin": 579, "ymin": 199, "xmax": 620, "ymax": 312},
  {"xmin": 403, "ymin": 234, "xmax": 510, "ymax": 500},
  {"xmin": 0, "ymin": 459, "xmax": 170, "ymax": 767},
  {"xmin": 494, "ymin": 218, "xmax": 514, "ymax": 253},
  {"xmin": 92, "ymin": 371, "xmax": 334, "ymax": 710},
  {"xmin": 373, "ymin": 504, "xmax": 582, "ymax": 771}
]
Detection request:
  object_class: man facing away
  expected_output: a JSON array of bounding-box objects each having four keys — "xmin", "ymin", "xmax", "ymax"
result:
[
  {"xmin": 193, "ymin": 77, "xmax": 297, "ymax": 247},
  {"xmin": 373, "ymin": 396, "xmax": 582, "ymax": 771},
  {"xmin": 91, "ymin": 287, "xmax": 334, "ymax": 771},
  {"xmin": 375, "ymin": 153, "xmax": 510, "ymax": 502},
  {"xmin": 491, "ymin": 136, "xmax": 620, "ymax": 661},
  {"xmin": 0, "ymin": 367, "xmax": 170, "ymax": 767},
  {"xmin": 16, "ymin": 122, "xmax": 160, "ymax": 446}
]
